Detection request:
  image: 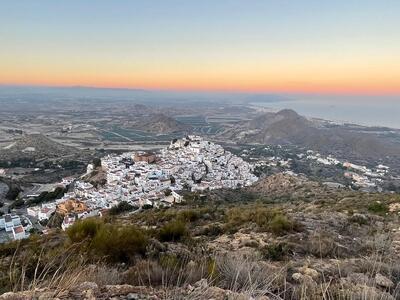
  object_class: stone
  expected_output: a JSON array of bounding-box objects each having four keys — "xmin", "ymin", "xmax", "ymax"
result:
[
  {"xmin": 104, "ymin": 285, "xmax": 141, "ymax": 297},
  {"xmin": 375, "ymin": 273, "xmax": 394, "ymax": 288},
  {"xmin": 204, "ymin": 286, "xmax": 247, "ymax": 300},
  {"xmin": 194, "ymin": 278, "xmax": 209, "ymax": 289},
  {"xmin": 126, "ymin": 293, "xmax": 139, "ymax": 300},
  {"xmin": 83, "ymin": 289, "xmax": 96, "ymax": 300},
  {"xmin": 292, "ymin": 272, "xmax": 303, "ymax": 282},
  {"xmin": 38, "ymin": 292, "xmax": 56, "ymax": 300},
  {"xmin": 291, "ymin": 273, "xmax": 316, "ymax": 287},
  {"xmin": 76, "ymin": 281, "xmax": 99, "ymax": 291},
  {"xmin": 389, "ymin": 203, "xmax": 400, "ymax": 213},
  {"xmin": 0, "ymin": 292, "xmax": 31, "ymax": 300},
  {"xmin": 348, "ymin": 272, "xmax": 370, "ymax": 285},
  {"xmin": 298, "ymin": 266, "xmax": 319, "ymax": 280}
]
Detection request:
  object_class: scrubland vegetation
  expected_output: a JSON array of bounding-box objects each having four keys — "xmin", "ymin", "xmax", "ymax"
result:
[{"xmin": 1, "ymin": 175, "xmax": 400, "ymax": 299}]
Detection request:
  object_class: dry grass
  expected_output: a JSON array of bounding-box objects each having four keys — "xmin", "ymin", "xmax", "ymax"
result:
[
  {"xmin": 8, "ymin": 241, "xmax": 121, "ymax": 298},
  {"xmin": 210, "ymin": 254, "xmax": 287, "ymax": 298}
]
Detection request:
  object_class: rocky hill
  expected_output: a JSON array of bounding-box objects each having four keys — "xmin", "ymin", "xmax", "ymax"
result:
[
  {"xmin": 0, "ymin": 134, "xmax": 92, "ymax": 182},
  {"xmin": 248, "ymin": 173, "xmax": 319, "ymax": 196},
  {"xmin": 0, "ymin": 134, "xmax": 79, "ymax": 162},
  {"xmin": 223, "ymin": 109, "xmax": 400, "ymax": 160},
  {"xmin": 1, "ymin": 174, "xmax": 400, "ymax": 299},
  {"xmin": 134, "ymin": 113, "xmax": 191, "ymax": 134}
]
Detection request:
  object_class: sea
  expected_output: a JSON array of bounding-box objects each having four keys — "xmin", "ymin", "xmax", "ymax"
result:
[{"xmin": 252, "ymin": 95, "xmax": 400, "ymax": 129}]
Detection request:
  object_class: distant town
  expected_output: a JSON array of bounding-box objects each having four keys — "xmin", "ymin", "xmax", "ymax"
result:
[
  {"xmin": 0, "ymin": 134, "xmax": 398, "ymax": 243},
  {"xmin": 252, "ymin": 147, "xmax": 391, "ymax": 190},
  {"xmin": 0, "ymin": 136, "xmax": 258, "ymax": 241}
]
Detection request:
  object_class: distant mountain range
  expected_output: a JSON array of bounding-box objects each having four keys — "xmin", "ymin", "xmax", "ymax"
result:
[{"xmin": 0, "ymin": 85, "xmax": 288, "ymax": 105}]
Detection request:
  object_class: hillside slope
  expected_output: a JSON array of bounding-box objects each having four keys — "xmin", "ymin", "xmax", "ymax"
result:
[
  {"xmin": 2, "ymin": 174, "xmax": 400, "ymax": 299},
  {"xmin": 0, "ymin": 134, "xmax": 79, "ymax": 162},
  {"xmin": 224, "ymin": 109, "xmax": 400, "ymax": 160},
  {"xmin": 134, "ymin": 113, "xmax": 191, "ymax": 134}
]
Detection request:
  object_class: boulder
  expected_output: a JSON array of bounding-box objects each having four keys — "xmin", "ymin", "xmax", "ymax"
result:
[
  {"xmin": 298, "ymin": 266, "xmax": 319, "ymax": 280},
  {"xmin": 75, "ymin": 281, "xmax": 99, "ymax": 292},
  {"xmin": 375, "ymin": 273, "xmax": 394, "ymax": 288}
]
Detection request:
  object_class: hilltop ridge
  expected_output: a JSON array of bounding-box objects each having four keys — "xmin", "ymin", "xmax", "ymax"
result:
[
  {"xmin": 0, "ymin": 134, "xmax": 78, "ymax": 162},
  {"xmin": 133, "ymin": 113, "xmax": 191, "ymax": 134},
  {"xmin": 223, "ymin": 109, "xmax": 400, "ymax": 160}
]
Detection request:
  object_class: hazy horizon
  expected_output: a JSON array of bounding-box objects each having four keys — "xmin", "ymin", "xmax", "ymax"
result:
[
  {"xmin": 1, "ymin": 1, "xmax": 400, "ymax": 95},
  {"xmin": 1, "ymin": 84, "xmax": 399, "ymax": 129}
]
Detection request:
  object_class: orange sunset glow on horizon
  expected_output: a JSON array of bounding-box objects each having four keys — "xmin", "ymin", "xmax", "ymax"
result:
[{"xmin": 1, "ymin": 1, "xmax": 400, "ymax": 96}]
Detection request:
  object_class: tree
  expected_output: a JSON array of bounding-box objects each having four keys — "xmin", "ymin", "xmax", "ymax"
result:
[{"xmin": 92, "ymin": 158, "xmax": 102, "ymax": 168}]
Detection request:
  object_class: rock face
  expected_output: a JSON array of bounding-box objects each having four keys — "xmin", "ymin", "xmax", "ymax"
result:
[{"xmin": 248, "ymin": 173, "xmax": 319, "ymax": 198}]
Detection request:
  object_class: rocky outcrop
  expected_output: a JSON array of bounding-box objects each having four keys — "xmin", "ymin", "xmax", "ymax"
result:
[
  {"xmin": 248, "ymin": 173, "xmax": 319, "ymax": 199},
  {"xmin": 0, "ymin": 280, "xmax": 271, "ymax": 300}
]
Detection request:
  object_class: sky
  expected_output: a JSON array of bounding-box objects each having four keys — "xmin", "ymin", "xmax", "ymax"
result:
[{"xmin": 1, "ymin": 0, "xmax": 400, "ymax": 95}]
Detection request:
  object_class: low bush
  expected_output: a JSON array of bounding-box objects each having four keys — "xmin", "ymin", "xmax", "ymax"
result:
[
  {"xmin": 224, "ymin": 205, "xmax": 301, "ymax": 235},
  {"xmin": 268, "ymin": 214, "xmax": 298, "ymax": 235},
  {"xmin": 67, "ymin": 218, "xmax": 103, "ymax": 243},
  {"xmin": 67, "ymin": 218, "xmax": 148, "ymax": 263},
  {"xmin": 109, "ymin": 201, "xmax": 135, "ymax": 215},
  {"xmin": 349, "ymin": 214, "xmax": 369, "ymax": 225},
  {"xmin": 199, "ymin": 224, "xmax": 223, "ymax": 237},
  {"xmin": 307, "ymin": 232, "xmax": 339, "ymax": 258},
  {"xmin": 9, "ymin": 199, "xmax": 25, "ymax": 209},
  {"xmin": 261, "ymin": 243, "xmax": 291, "ymax": 261},
  {"xmin": 91, "ymin": 225, "xmax": 148, "ymax": 263},
  {"xmin": 177, "ymin": 209, "xmax": 201, "ymax": 222},
  {"xmin": 368, "ymin": 201, "xmax": 388, "ymax": 215},
  {"xmin": 158, "ymin": 220, "xmax": 188, "ymax": 242}
]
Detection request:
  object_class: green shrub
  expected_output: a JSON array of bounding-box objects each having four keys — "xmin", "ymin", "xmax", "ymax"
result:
[
  {"xmin": 28, "ymin": 186, "xmax": 66, "ymax": 206},
  {"xmin": 164, "ymin": 189, "xmax": 172, "ymax": 196},
  {"xmin": 159, "ymin": 253, "xmax": 180, "ymax": 269},
  {"xmin": 224, "ymin": 206, "xmax": 300, "ymax": 235},
  {"xmin": 92, "ymin": 157, "xmax": 102, "ymax": 168},
  {"xmin": 368, "ymin": 202, "xmax": 388, "ymax": 215},
  {"xmin": 67, "ymin": 218, "xmax": 103, "ymax": 243},
  {"xmin": 0, "ymin": 240, "xmax": 20, "ymax": 258},
  {"xmin": 158, "ymin": 220, "xmax": 188, "ymax": 242},
  {"xmin": 200, "ymin": 224, "xmax": 223, "ymax": 237},
  {"xmin": 178, "ymin": 209, "xmax": 201, "ymax": 222},
  {"xmin": 109, "ymin": 201, "xmax": 135, "ymax": 215},
  {"xmin": 9, "ymin": 199, "xmax": 25, "ymax": 209},
  {"xmin": 349, "ymin": 214, "xmax": 369, "ymax": 225},
  {"xmin": 91, "ymin": 225, "xmax": 148, "ymax": 263},
  {"xmin": 268, "ymin": 214, "xmax": 296, "ymax": 235},
  {"xmin": 261, "ymin": 243, "xmax": 290, "ymax": 261}
]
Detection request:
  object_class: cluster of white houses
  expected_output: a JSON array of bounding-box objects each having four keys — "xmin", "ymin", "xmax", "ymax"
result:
[
  {"xmin": 24, "ymin": 136, "xmax": 258, "ymax": 231},
  {"xmin": 250, "ymin": 146, "xmax": 390, "ymax": 190},
  {"xmin": 0, "ymin": 214, "xmax": 32, "ymax": 240}
]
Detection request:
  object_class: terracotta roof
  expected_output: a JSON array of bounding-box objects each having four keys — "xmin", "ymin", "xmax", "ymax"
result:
[{"xmin": 14, "ymin": 225, "xmax": 24, "ymax": 234}]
